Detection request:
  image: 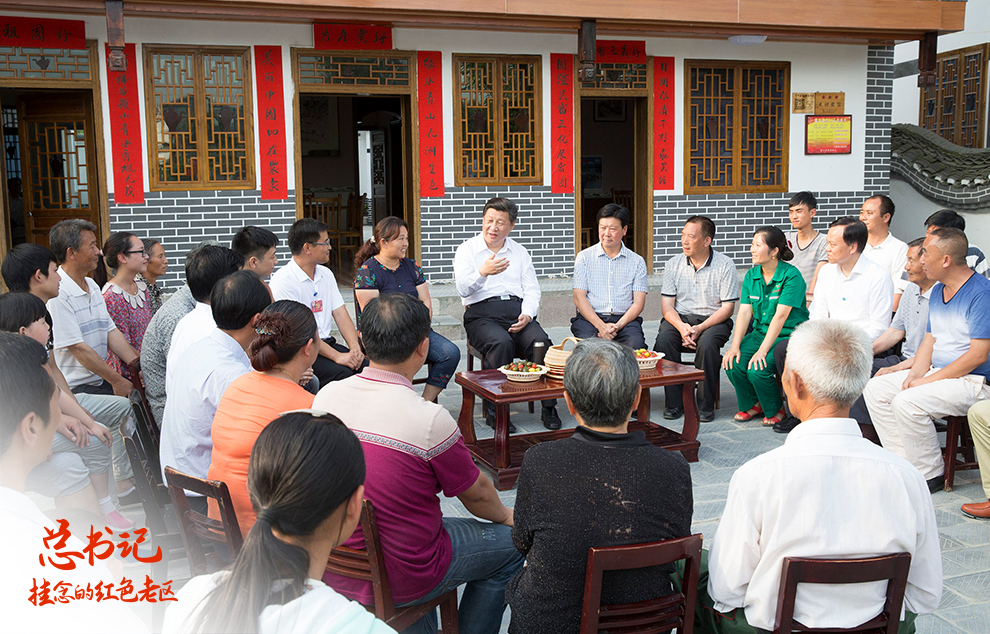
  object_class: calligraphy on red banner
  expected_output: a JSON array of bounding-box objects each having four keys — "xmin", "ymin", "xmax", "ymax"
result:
[
  {"xmin": 417, "ymin": 51, "xmax": 444, "ymax": 198},
  {"xmin": 314, "ymin": 23, "xmax": 392, "ymax": 50},
  {"xmin": 653, "ymin": 57, "xmax": 675, "ymax": 190},
  {"xmin": 0, "ymin": 16, "xmax": 85, "ymax": 49},
  {"xmin": 254, "ymin": 46, "xmax": 288, "ymax": 200},
  {"xmin": 595, "ymin": 40, "xmax": 647, "ymax": 64},
  {"xmin": 550, "ymin": 54, "xmax": 574, "ymax": 194},
  {"xmin": 105, "ymin": 44, "xmax": 144, "ymax": 205}
]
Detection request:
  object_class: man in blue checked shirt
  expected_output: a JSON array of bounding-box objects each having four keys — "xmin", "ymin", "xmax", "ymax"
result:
[{"xmin": 571, "ymin": 204, "xmax": 648, "ymax": 350}]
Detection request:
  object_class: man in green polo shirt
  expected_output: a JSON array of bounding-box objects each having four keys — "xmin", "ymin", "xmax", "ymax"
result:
[{"xmin": 722, "ymin": 227, "xmax": 809, "ymax": 427}]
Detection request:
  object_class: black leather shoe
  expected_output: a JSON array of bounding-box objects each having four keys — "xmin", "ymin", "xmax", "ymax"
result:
[
  {"xmin": 772, "ymin": 415, "xmax": 801, "ymax": 434},
  {"xmin": 927, "ymin": 475, "xmax": 944, "ymax": 493},
  {"xmin": 699, "ymin": 410, "xmax": 715, "ymax": 422},
  {"xmin": 663, "ymin": 407, "xmax": 684, "ymax": 420},
  {"xmin": 486, "ymin": 410, "xmax": 516, "ymax": 434},
  {"xmin": 542, "ymin": 407, "xmax": 562, "ymax": 430}
]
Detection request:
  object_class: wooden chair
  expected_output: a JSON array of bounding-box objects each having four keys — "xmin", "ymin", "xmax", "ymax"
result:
[
  {"xmin": 128, "ymin": 389, "xmax": 161, "ymax": 474},
  {"xmin": 773, "ymin": 553, "xmax": 912, "ymax": 634},
  {"xmin": 580, "ymin": 533, "xmax": 703, "ymax": 634},
  {"xmin": 126, "ymin": 358, "xmax": 157, "ymax": 431},
  {"xmin": 942, "ymin": 415, "xmax": 980, "ymax": 492},
  {"xmin": 611, "ymin": 188, "xmax": 634, "ymax": 211},
  {"xmin": 164, "ymin": 466, "xmax": 244, "ymax": 577},
  {"xmin": 327, "ymin": 499, "xmax": 458, "ymax": 632},
  {"xmin": 466, "ymin": 342, "xmax": 533, "ymax": 414},
  {"xmin": 339, "ymin": 194, "xmax": 366, "ymax": 275}
]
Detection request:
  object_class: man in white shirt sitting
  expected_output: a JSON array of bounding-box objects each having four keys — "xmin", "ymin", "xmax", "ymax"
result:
[
  {"xmin": 269, "ymin": 218, "xmax": 365, "ymax": 389},
  {"xmin": 860, "ymin": 195, "xmax": 909, "ymax": 310},
  {"xmin": 454, "ymin": 197, "xmax": 560, "ymax": 430},
  {"xmin": 695, "ymin": 320, "xmax": 941, "ymax": 634},
  {"xmin": 159, "ymin": 270, "xmax": 271, "ymax": 514}
]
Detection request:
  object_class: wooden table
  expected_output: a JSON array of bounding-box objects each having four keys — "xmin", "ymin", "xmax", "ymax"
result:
[{"xmin": 454, "ymin": 360, "xmax": 705, "ymax": 490}]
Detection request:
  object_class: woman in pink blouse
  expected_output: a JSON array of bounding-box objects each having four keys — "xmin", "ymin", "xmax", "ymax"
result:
[{"xmin": 97, "ymin": 232, "xmax": 153, "ymax": 382}]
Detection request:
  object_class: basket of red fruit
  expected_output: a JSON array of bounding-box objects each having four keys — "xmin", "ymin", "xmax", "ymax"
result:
[
  {"xmin": 499, "ymin": 360, "xmax": 549, "ymax": 383},
  {"xmin": 634, "ymin": 349, "xmax": 663, "ymax": 371}
]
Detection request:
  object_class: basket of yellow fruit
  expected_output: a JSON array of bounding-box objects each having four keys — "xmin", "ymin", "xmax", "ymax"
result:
[
  {"xmin": 634, "ymin": 349, "xmax": 663, "ymax": 371},
  {"xmin": 499, "ymin": 360, "xmax": 549, "ymax": 383}
]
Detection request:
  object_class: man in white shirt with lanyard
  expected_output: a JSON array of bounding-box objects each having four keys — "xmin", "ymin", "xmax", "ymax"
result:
[
  {"xmin": 270, "ymin": 218, "xmax": 365, "ymax": 389},
  {"xmin": 860, "ymin": 194, "xmax": 909, "ymax": 310},
  {"xmin": 454, "ymin": 197, "xmax": 561, "ymax": 431}
]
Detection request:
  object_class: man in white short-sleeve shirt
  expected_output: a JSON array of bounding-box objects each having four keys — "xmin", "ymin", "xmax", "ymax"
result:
[
  {"xmin": 269, "ymin": 218, "xmax": 365, "ymax": 388},
  {"xmin": 860, "ymin": 194, "xmax": 909, "ymax": 310}
]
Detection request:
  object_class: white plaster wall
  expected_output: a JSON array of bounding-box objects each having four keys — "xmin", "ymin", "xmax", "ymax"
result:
[{"xmin": 889, "ymin": 178, "xmax": 990, "ymax": 247}]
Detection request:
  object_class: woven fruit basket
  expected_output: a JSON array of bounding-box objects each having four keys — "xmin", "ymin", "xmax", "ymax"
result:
[{"xmin": 635, "ymin": 349, "xmax": 663, "ymax": 371}]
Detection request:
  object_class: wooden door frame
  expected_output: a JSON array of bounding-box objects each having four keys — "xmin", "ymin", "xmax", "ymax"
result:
[
  {"xmin": 0, "ymin": 40, "xmax": 108, "ymax": 262},
  {"xmin": 574, "ymin": 56, "xmax": 654, "ymax": 272},
  {"xmin": 290, "ymin": 48, "xmax": 420, "ymax": 262}
]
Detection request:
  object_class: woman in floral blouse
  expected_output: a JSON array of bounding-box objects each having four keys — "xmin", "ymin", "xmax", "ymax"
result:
[
  {"xmin": 98, "ymin": 232, "xmax": 153, "ymax": 382},
  {"xmin": 353, "ymin": 217, "xmax": 460, "ymax": 402},
  {"xmin": 137, "ymin": 237, "xmax": 168, "ymax": 314}
]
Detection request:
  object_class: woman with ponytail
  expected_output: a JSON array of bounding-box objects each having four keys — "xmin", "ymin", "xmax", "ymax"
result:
[
  {"xmin": 353, "ymin": 217, "xmax": 460, "ymax": 402},
  {"xmin": 206, "ymin": 300, "xmax": 318, "ymax": 536},
  {"xmin": 164, "ymin": 411, "xmax": 395, "ymax": 634},
  {"xmin": 721, "ymin": 226, "xmax": 809, "ymax": 426},
  {"xmin": 98, "ymin": 232, "xmax": 152, "ymax": 382}
]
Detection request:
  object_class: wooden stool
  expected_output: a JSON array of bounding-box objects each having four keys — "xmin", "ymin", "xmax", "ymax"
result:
[
  {"xmin": 467, "ymin": 342, "xmax": 534, "ymax": 414},
  {"xmin": 942, "ymin": 415, "xmax": 980, "ymax": 492}
]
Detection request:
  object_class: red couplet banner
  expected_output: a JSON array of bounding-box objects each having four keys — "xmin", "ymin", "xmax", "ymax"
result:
[
  {"xmin": 550, "ymin": 54, "xmax": 574, "ymax": 194},
  {"xmin": 105, "ymin": 44, "xmax": 144, "ymax": 205},
  {"xmin": 417, "ymin": 51, "xmax": 444, "ymax": 198},
  {"xmin": 255, "ymin": 46, "xmax": 288, "ymax": 200},
  {"xmin": 653, "ymin": 56, "xmax": 675, "ymax": 191},
  {"xmin": 596, "ymin": 40, "xmax": 647, "ymax": 64},
  {"xmin": 314, "ymin": 23, "xmax": 392, "ymax": 50},
  {"xmin": 0, "ymin": 16, "xmax": 85, "ymax": 49}
]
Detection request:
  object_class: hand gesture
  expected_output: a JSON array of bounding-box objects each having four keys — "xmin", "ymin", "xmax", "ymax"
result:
[
  {"xmin": 57, "ymin": 416, "xmax": 88, "ymax": 448},
  {"xmin": 344, "ymin": 348, "xmax": 365, "ymax": 370},
  {"xmin": 508, "ymin": 314, "xmax": 532, "ymax": 333},
  {"xmin": 722, "ymin": 347, "xmax": 740, "ymax": 370},
  {"xmin": 298, "ymin": 367, "xmax": 315, "ymax": 386},
  {"xmin": 479, "ymin": 253, "xmax": 509, "ymax": 277},
  {"xmin": 747, "ymin": 348, "xmax": 769, "ymax": 371}
]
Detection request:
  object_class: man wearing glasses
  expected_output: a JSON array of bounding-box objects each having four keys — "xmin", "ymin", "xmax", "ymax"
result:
[{"xmin": 270, "ymin": 218, "xmax": 365, "ymax": 388}]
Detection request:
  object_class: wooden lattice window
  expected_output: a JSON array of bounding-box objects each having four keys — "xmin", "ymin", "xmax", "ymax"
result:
[
  {"xmin": 920, "ymin": 44, "xmax": 988, "ymax": 149},
  {"xmin": 453, "ymin": 55, "xmax": 542, "ymax": 186},
  {"xmin": 143, "ymin": 46, "xmax": 255, "ymax": 190},
  {"xmin": 685, "ymin": 60, "xmax": 789, "ymax": 194}
]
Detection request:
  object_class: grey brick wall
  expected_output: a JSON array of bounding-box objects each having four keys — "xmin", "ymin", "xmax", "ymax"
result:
[
  {"xmin": 865, "ymin": 45, "xmax": 894, "ymax": 190},
  {"xmin": 419, "ymin": 186, "xmax": 574, "ymax": 282},
  {"xmin": 108, "ymin": 190, "xmax": 297, "ymax": 290}
]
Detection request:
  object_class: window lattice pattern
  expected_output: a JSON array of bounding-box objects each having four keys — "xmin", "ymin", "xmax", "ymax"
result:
[
  {"xmin": 0, "ymin": 46, "xmax": 90, "ymax": 81},
  {"xmin": 146, "ymin": 47, "xmax": 254, "ymax": 189},
  {"xmin": 740, "ymin": 68, "xmax": 786, "ymax": 188},
  {"xmin": 454, "ymin": 55, "xmax": 541, "ymax": 185},
  {"xmin": 3, "ymin": 107, "xmax": 20, "ymax": 179},
  {"xmin": 203, "ymin": 53, "xmax": 249, "ymax": 183},
  {"xmin": 297, "ymin": 54, "xmax": 410, "ymax": 87},
  {"xmin": 150, "ymin": 51, "xmax": 197, "ymax": 185},
  {"xmin": 580, "ymin": 63, "xmax": 648, "ymax": 91},
  {"xmin": 25, "ymin": 118, "xmax": 90, "ymax": 209},
  {"xmin": 688, "ymin": 66, "xmax": 734, "ymax": 189},
  {"xmin": 686, "ymin": 61, "xmax": 788, "ymax": 193},
  {"xmin": 921, "ymin": 44, "xmax": 988, "ymax": 149}
]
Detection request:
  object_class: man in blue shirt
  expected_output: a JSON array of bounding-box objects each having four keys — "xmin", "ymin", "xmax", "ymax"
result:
[
  {"xmin": 571, "ymin": 204, "xmax": 648, "ymax": 349},
  {"xmin": 864, "ymin": 227, "xmax": 990, "ymax": 492}
]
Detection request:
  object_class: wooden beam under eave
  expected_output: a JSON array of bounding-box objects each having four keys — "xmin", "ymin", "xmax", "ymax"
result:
[{"xmin": 738, "ymin": 0, "xmax": 964, "ymax": 34}]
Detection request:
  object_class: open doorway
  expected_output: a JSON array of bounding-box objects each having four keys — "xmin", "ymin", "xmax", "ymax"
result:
[
  {"xmin": 2, "ymin": 89, "xmax": 101, "ymax": 250},
  {"xmin": 578, "ymin": 96, "xmax": 652, "ymax": 264},
  {"xmin": 299, "ymin": 94, "xmax": 407, "ymax": 283}
]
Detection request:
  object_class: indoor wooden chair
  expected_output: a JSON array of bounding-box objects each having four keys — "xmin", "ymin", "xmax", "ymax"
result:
[
  {"xmin": 126, "ymin": 358, "xmax": 156, "ymax": 430},
  {"xmin": 339, "ymin": 193, "xmax": 366, "ymax": 274},
  {"xmin": 580, "ymin": 533, "xmax": 703, "ymax": 634},
  {"xmin": 326, "ymin": 499, "xmax": 458, "ymax": 632},
  {"xmin": 128, "ymin": 389, "xmax": 161, "ymax": 472},
  {"xmin": 611, "ymin": 188, "xmax": 634, "ymax": 211},
  {"xmin": 164, "ymin": 466, "xmax": 244, "ymax": 577},
  {"xmin": 773, "ymin": 552, "xmax": 911, "ymax": 634},
  {"xmin": 941, "ymin": 415, "xmax": 980, "ymax": 492}
]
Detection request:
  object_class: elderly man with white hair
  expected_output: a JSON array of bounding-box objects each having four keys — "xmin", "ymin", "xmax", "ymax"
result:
[{"xmin": 693, "ymin": 320, "xmax": 941, "ymax": 634}]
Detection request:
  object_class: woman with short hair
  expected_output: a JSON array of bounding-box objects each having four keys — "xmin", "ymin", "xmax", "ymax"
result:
[{"xmin": 138, "ymin": 237, "xmax": 168, "ymax": 314}]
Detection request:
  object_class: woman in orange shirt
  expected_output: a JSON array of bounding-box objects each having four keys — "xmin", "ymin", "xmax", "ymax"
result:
[{"xmin": 208, "ymin": 300, "xmax": 318, "ymax": 535}]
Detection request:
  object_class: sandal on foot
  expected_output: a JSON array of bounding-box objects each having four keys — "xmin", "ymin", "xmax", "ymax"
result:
[
  {"xmin": 762, "ymin": 409, "xmax": 787, "ymax": 426},
  {"xmin": 734, "ymin": 404, "xmax": 763, "ymax": 422}
]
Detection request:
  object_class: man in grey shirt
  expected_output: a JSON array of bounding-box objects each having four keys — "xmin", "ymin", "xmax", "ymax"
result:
[
  {"xmin": 850, "ymin": 237, "xmax": 932, "ymax": 437},
  {"xmin": 655, "ymin": 216, "xmax": 739, "ymax": 421},
  {"xmin": 140, "ymin": 245, "xmax": 242, "ymax": 426}
]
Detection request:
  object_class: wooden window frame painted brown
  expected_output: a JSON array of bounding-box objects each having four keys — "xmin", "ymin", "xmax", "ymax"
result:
[
  {"xmin": 143, "ymin": 44, "xmax": 256, "ymax": 191},
  {"xmin": 452, "ymin": 54, "xmax": 543, "ymax": 187},
  {"xmin": 683, "ymin": 59, "xmax": 790, "ymax": 195},
  {"xmin": 919, "ymin": 43, "xmax": 988, "ymax": 149}
]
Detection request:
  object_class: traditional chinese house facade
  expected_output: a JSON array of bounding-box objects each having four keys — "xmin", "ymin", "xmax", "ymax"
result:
[{"xmin": 0, "ymin": 1, "xmax": 965, "ymax": 287}]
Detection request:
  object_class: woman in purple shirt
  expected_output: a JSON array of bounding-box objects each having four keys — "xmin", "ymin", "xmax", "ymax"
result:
[{"xmin": 353, "ymin": 217, "xmax": 460, "ymax": 402}]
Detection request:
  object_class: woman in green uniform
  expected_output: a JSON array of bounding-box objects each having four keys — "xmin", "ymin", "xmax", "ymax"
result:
[{"xmin": 722, "ymin": 226, "xmax": 809, "ymax": 426}]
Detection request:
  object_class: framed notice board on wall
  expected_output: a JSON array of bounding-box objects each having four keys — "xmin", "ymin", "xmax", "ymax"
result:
[{"xmin": 805, "ymin": 115, "xmax": 852, "ymax": 155}]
